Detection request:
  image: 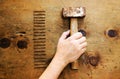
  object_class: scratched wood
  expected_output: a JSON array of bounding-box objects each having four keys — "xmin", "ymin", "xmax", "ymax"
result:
[{"xmin": 0, "ymin": 0, "xmax": 120, "ymax": 79}]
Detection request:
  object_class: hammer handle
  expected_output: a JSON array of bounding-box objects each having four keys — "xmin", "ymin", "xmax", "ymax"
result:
[{"xmin": 70, "ymin": 18, "xmax": 79, "ymax": 69}]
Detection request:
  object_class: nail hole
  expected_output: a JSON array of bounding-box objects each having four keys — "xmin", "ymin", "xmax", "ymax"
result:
[
  {"xmin": 107, "ymin": 29, "xmax": 118, "ymax": 37},
  {"xmin": 19, "ymin": 32, "xmax": 26, "ymax": 34},
  {"xmin": 0, "ymin": 38, "xmax": 11, "ymax": 48},
  {"xmin": 17, "ymin": 40, "xmax": 28, "ymax": 49},
  {"xmin": 78, "ymin": 29, "xmax": 86, "ymax": 36},
  {"xmin": 89, "ymin": 56, "xmax": 100, "ymax": 66},
  {"xmin": 16, "ymin": 32, "xmax": 26, "ymax": 37}
]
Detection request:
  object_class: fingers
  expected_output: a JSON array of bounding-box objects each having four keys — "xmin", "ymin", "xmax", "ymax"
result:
[
  {"xmin": 78, "ymin": 43, "xmax": 87, "ymax": 58},
  {"xmin": 79, "ymin": 48, "xmax": 86, "ymax": 55},
  {"xmin": 77, "ymin": 37, "xmax": 86, "ymax": 44},
  {"xmin": 59, "ymin": 30, "xmax": 70, "ymax": 41},
  {"xmin": 79, "ymin": 42, "xmax": 87, "ymax": 49},
  {"xmin": 69, "ymin": 32, "xmax": 83, "ymax": 40},
  {"xmin": 81, "ymin": 48, "xmax": 86, "ymax": 52}
]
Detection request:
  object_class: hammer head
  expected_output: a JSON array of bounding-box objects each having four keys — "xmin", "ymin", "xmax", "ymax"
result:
[{"xmin": 63, "ymin": 7, "xmax": 86, "ymax": 18}]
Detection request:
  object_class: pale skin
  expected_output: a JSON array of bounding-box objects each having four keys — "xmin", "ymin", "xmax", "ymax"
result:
[{"xmin": 39, "ymin": 30, "xmax": 87, "ymax": 79}]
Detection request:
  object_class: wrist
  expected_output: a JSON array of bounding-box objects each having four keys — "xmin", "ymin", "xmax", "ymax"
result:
[
  {"xmin": 52, "ymin": 53, "xmax": 68, "ymax": 68},
  {"xmin": 52, "ymin": 57, "xmax": 67, "ymax": 68}
]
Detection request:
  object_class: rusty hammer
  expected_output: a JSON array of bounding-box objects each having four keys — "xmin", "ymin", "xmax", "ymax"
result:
[{"xmin": 62, "ymin": 7, "xmax": 86, "ymax": 69}]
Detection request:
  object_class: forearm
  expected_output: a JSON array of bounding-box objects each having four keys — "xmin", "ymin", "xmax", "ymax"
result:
[{"xmin": 39, "ymin": 54, "xmax": 67, "ymax": 79}]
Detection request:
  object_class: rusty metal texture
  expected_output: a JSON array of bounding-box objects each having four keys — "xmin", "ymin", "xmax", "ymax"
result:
[
  {"xmin": 62, "ymin": 7, "xmax": 86, "ymax": 17},
  {"xmin": 0, "ymin": 0, "xmax": 120, "ymax": 79}
]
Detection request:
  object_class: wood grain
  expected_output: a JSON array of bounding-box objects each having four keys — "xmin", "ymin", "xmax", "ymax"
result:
[{"xmin": 0, "ymin": 0, "xmax": 120, "ymax": 79}]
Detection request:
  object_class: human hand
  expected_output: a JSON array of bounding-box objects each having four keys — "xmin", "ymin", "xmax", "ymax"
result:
[
  {"xmin": 39, "ymin": 30, "xmax": 87, "ymax": 79},
  {"xmin": 54, "ymin": 30, "xmax": 87, "ymax": 66}
]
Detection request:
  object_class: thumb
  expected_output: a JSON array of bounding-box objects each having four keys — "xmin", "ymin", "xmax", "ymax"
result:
[{"xmin": 59, "ymin": 30, "xmax": 70, "ymax": 41}]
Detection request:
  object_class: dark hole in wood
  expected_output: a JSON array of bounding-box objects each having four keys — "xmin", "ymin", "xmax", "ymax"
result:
[
  {"xmin": 19, "ymin": 32, "xmax": 26, "ymax": 34},
  {"xmin": 0, "ymin": 38, "xmax": 11, "ymax": 48},
  {"xmin": 108, "ymin": 29, "xmax": 118, "ymax": 37},
  {"xmin": 89, "ymin": 56, "xmax": 99, "ymax": 66},
  {"xmin": 78, "ymin": 29, "xmax": 86, "ymax": 36},
  {"xmin": 17, "ymin": 40, "xmax": 28, "ymax": 49}
]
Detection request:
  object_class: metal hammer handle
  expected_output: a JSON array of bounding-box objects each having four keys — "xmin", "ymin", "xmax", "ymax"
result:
[{"xmin": 70, "ymin": 18, "xmax": 79, "ymax": 69}]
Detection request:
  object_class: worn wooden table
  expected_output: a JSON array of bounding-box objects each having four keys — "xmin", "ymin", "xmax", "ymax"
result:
[{"xmin": 0, "ymin": 0, "xmax": 120, "ymax": 79}]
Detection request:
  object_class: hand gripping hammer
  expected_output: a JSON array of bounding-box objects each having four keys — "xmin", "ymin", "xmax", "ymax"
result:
[{"xmin": 62, "ymin": 7, "xmax": 86, "ymax": 69}]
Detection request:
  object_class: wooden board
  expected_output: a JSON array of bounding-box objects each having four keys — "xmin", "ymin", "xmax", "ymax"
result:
[{"xmin": 0, "ymin": 0, "xmax": 120, "ymax": 79}]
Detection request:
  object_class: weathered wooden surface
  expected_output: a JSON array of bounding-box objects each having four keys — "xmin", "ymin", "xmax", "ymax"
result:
[{"xmin": 0, "ymin": 0, "xmax": 120, "ymax": 79}]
